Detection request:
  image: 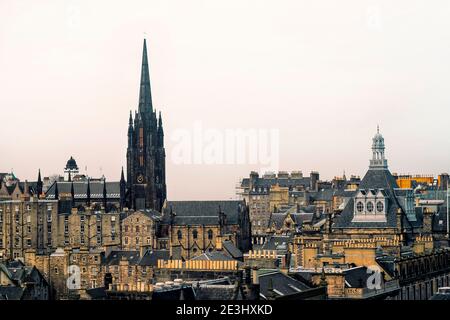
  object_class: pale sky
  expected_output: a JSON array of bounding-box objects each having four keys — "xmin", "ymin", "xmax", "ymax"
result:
[{"xmin": 1, "ymin": 0, "xmax": 450, "ymax": 200}]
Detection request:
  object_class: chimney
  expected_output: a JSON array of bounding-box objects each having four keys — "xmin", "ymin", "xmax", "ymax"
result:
[
  {"xmin": 251, "ymin": 266, "xmax": 259, "ymax": 285},
  {"xmin": 216, "ymin": 235, "xmax": 223, "ymax": 250}
]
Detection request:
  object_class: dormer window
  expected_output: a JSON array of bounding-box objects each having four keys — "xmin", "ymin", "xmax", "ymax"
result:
[
  {"xmin": 356, "ymin": 201, "xmax": 364, "ymax": 213},
  {"xmin": 376, "ymin": 201, "xmax": 384, "ymax": 212},
  {"xmin": 352, "ymin": 188, "xmax": 387, "ymax": 222}
]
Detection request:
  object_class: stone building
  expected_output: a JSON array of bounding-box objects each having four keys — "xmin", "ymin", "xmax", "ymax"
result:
[
  {"xmin": 0, "ymin": 260, "xmax": 50, "ymax": 300},
  {"xmin": 158, "ymin": 200, "xmax": 251, "ymax": 260},
  {"xmin": 121, "ymin": 210, "xmax": 160, "ymax": 251}
]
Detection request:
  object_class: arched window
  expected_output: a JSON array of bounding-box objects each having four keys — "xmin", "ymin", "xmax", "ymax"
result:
[
  {"xmin": 376, "ymin": 201, "xmax": 384, "ymax": 213},
  {"xmin": 207, "ymin": 229, "xmax": 213, "ymax": 240},
  {"xmin": 177, "ymin": 230, "xmax": 182, "ymax": 240},
  {"xmin": 135, "ymin": 226, "xmax": 140, "ymax": 233},
  {"xmin": 193, "ymin": 229, "xmax": 198, "ymax": 239},
  {"xmin": 356, "ymin": 201, "xmax": 364, "ymax": 213}
]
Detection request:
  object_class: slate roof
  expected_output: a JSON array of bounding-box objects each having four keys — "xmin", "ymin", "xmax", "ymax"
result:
[
  {"xmin": 85, "ymin": 287, "xmax": 108, "ymax": 300},
  {"xmin": 104, "ymin": 251, "xmax": 140, "ymax": 266},
  {"xmin": 258, "ymin": 270, "xmax": 311, "ymax": 299},
  {"xmin": 343, "ymin": 267, "xmax": 371, "ymax": 288},
  {"xmin": 262, "ymin": 235, "xmax": 292, "ymax": 251},
  {"xmin": 46, "ymin": 181, "xmax": 121, "ymax": 199},
  {"xmin": 333, "ymin": 168, "xmax": 407, "ymax": 229},
  {"xmin": 152, "ymin": 286, "xmax": 196, "ymax": 300},
  {"xmin": 222, "ymin": 240, "xmax": 243, "ymax": 259},
  {"xmin": 432, "ymin": 206, "xmax": 448, "ymax": 233},
  {"xmin": 163, "ymin": 200, "xmax": 245, "ymax": 226},
  {"xmin": 0, "ymin": 286, "xmax": 25, "ymax": 300},
  {"xmin": 191, "ymin": 251, "xmax": 237, "ymax": 261},
  {"xmin": 138, "ymin": 250, "xmax": 170, "ymax": 266}
]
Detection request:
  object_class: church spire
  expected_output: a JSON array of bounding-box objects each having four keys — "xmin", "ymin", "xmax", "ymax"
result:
[{"xmin": 138, "ymin": 39, "xmax": 153, "ymax": 114}]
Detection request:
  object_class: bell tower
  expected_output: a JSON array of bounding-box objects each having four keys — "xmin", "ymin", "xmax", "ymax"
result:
[{"xmin": 369, "ymin": 126, "xmax": 388, "ymax": 169}]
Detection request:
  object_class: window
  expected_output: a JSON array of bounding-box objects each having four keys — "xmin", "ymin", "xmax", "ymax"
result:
[
  {"xmin": 356, "ymin": 201, "xmax": 364, "ymax": 213},
  {"xmin": 125, "ymin": 237, "xmax": 129, "ymax": 245},
  {"xmin": 26, "ymin": 215, "xmax": 31, "ymax": 223},
  {"xmin": 208, "ymin": 229, "xmax": 213, "ymax": 240},
  {"xmin": 177, "ymin": 230, "xmax": 182, "ymax": 240},
  {"xmin": 376, "ymin": 201, "xmax": 384, "ymax": 213},
  {"xmin": 136, "ymin": 226, "xmax": 140, "ymax": 233},
  {"xmin": 136, "ymin": 237, "xmax": 140, "ymax": 245},
  {"xmin": 54, "ymin": 267, "xmax": 58, "ymax": 274},
  {"xmin": 366, "ymin": 202, "xmax": 374, "ymax": 213},
  {"xmin": 146, "ymin": 237, "xmax": 151, "ymax": 244},
  {"xmin": 193, "ymin": 229, "xmax": 198, "ymax": 239},
  {"xmin": 27, "ymin": 239, "xmax": 31, "ymax": 246},
  {"xmin": 27, "ymin": 226, "xmax": 31, "ymax": 233},
  {"xmin": 125, "ymin": 225, "xmax": 129, "ymax": 232}
]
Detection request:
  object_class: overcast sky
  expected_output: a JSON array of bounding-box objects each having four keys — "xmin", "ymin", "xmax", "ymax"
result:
[{"xmin": 1, "ymin": 0, "xmax": 449, "ymax": 200}]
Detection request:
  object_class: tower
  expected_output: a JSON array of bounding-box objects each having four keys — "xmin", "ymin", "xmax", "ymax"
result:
[
  {"xmin": 64, "ymin": 156, "xmax": 79, "ymax": 181},
  {"xmin": 369, "ymin": 125, "xmax": 388, "ymax": 169},
  {"xmin": 126, "ymin": 39, "xmax": 167, "ymax": 211}
]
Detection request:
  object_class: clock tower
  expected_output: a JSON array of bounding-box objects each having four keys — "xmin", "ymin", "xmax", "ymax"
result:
[{"xmin": 126, "ymin": 39, "xmax": 166, "ymax": 211}]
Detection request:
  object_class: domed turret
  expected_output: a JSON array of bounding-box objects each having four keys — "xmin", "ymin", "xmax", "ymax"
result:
[
  {"xmin": 369, "ymin": 126, "xmax": 388, "ymax": 169},
  {"xmin": 64, "ymin": 156, "xmax": 79, "ymax": 181},
  {"xmin": 65, "ymin": 156, "xmax": 79, "ymax": 170}
]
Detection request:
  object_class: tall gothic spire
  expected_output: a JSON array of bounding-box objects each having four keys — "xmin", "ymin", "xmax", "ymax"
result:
[{"xmin": 138, "ymin": 39, "xmax": 153, "ymax": 114}]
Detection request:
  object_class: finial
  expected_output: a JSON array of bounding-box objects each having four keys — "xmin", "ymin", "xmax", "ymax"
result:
[{"xmin": 377, "ymin": 125, "xmax": 379, "ymax": 134}]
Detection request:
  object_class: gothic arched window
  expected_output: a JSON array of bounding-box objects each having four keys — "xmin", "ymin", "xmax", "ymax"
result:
[
  {"xmin": 177, "ymin": 230, "xmax": 182, "ymax": 240},
  {"xmin": 193, "ymin": 229, "xmax": 198, "ymax": 239},
  {"xmin": 207, "ymin": 229, "xmax": 213, "ymax": 240}
]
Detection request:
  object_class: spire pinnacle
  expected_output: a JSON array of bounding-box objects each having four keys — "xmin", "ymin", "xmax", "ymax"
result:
[
  {"xmin": 120, "ymin": 166, "xmax": 125, "ymax": 181},
  {"xmin": 138, "ymin": 38, "xmax": 153, "ymax": 114}
]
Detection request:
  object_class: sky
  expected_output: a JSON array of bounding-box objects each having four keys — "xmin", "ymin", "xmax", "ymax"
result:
[{"xmin": 1, "ymin": 0, "xmax": 450, "ymax": 200}]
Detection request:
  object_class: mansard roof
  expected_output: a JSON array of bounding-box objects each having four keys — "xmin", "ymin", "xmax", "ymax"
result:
[{"xmin": 333, "ymin": 168, "xmax": 406, "ymax": 229}]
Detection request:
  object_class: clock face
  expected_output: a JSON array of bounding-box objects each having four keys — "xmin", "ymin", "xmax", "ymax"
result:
[{"xmin": 137, "ymin": 174, "xmax": 144, "ymax": 183}]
